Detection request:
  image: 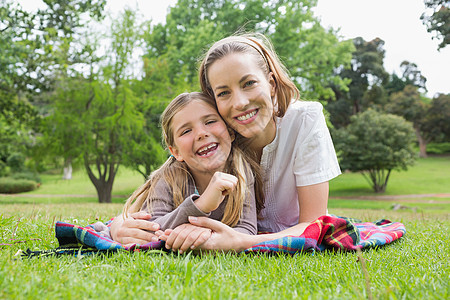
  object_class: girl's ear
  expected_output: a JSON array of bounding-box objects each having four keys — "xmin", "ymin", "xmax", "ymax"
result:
[
  {"xmin": 268, "ymin": 72, "xmax": 276, "ymax": 98},
  {"xmin": 168, "ymin": 146, "xmax": 184, "ymax": 162}
]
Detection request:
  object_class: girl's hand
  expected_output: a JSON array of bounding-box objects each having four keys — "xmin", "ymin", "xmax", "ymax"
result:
[
  {"xmin": 195, "ymin": 172, "xmax": 238, "ymax": 213},
  {"xmin": 158, "ymin": 223, "xmax": 212, "ymax": 254},
  {"xmin": 110, "ymin": 212, "xmax": 161, "ymax": 247}
]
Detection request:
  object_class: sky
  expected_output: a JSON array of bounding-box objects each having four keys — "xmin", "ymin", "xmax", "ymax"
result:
[{"xmin": 17, "ymin": 0, "xmax": 449, "ymax": 97}]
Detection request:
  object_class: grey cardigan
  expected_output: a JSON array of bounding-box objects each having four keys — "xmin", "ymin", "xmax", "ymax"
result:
[{"xmin": 141, "ymin": 176, "xmax": 257, "ymax": 235}]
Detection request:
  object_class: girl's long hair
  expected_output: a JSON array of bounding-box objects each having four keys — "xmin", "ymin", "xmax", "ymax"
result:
[
  {"xmin": 199, "ymin": 32, "xmax": 300, "ymax": 118},
  {"xmin": 122, "ymin": 92, "xmax": 264, "ymax": 227}
]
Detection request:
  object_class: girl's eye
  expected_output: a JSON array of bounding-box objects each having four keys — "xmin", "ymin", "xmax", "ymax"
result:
[
  {"xmin": 205, "ymin": 120, "xmax": 217, "ymax": 125},
  {"xmin": 180, "ymin": 129, "xmax": 191, "ymax": 136},
  {"xmin": 244, "ymin": 80, "xmax": 256, "ymax": 88}
]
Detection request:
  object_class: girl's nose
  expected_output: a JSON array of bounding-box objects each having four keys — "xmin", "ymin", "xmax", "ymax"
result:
[
  {"xmin": 232, "ymin": 91, "xmax": 250, "ymax": 110},
  {"xmin": 196, "ymin": 126, "xmax": 209, "ymax": 140}
]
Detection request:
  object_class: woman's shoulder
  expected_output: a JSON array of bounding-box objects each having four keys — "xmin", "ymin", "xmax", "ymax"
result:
[
  {"xmin": 281, "ymin": 100, "xmax": 324, "ymax": 127},
  {"xmin": 286, "ymin": 100, "xmax": 323, "ymax": 116}
]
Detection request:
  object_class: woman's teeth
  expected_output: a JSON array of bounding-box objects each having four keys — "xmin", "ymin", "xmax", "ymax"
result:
[{"xmin": 237, "ymin": 110, "xmax": 256, "ymax": 121}]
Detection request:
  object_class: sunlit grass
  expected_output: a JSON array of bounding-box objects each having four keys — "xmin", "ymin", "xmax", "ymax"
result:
[
  {"xmin": 330, "ymin": 156, "xmax": 450, "ymax": 196},
  {"xmin": 0, "ymin": 208, "xmax": 448, "ymax": 299}
]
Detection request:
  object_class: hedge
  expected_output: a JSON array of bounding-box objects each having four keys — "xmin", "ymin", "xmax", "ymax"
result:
[{"xmin": 0, "ymin": 177, "xmax": 37, "ymax": 194}]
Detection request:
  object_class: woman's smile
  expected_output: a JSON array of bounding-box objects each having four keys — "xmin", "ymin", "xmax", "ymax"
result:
[
  {"xmin": 208, "ymin": 53, "xmax": 277, "ymax": 145},
  {"xmin": 234, "ymin": 108, "xmax": 258, "ymax": 124}
]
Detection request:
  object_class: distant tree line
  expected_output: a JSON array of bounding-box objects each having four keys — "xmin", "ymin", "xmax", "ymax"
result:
[{"xmin": 1, "ymin": 0, "xmax": 448, "ymax": 199}]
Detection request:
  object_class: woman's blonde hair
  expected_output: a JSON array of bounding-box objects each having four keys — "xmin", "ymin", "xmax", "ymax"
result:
[
  {"xmin": 122, "ymin": 92, "xmax": 264, "ymax": 227},
  {"xmin": 199, "ymin": 32, "xmax": 300, "ymax": 118}
]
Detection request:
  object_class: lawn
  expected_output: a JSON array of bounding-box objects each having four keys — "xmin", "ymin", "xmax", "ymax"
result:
[{"xmin": 1, "ymin": 157, "xmax": 449, "ymax": 299}]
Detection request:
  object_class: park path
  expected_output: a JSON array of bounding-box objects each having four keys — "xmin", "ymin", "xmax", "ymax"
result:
[
  {"xmin": 1, "ymin": 193, "xmax": 450, "ymax": 203},
  {"xmin": 330, "ymin": 193, "xmax": 450, "ymax": 203}
]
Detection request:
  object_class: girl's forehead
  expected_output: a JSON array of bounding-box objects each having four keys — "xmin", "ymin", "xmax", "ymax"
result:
[{"xmin": 177, "ymin": 99, "xmax": 218, "ymax": 116}]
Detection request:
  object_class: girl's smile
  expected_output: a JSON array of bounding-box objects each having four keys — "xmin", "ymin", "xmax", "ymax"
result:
[{"xmin": 169, "ymin": 100, "xmax": 232, "ymax": 178}]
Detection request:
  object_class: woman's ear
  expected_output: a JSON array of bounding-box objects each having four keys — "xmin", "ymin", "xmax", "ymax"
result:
[
  {"xmin": 268, "ymin": 72, "xmax": 276, "ymax": 98},
  {"xmin": 168, "ymin": 146, "xmax": 184, "ymax": 162},
  {"xmin": 227, "ymin": 128, "xmax": 236, "ymax": 142}
]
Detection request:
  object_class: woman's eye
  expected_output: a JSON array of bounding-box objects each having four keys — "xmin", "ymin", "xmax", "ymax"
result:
[
  {"xmin": 244, "ymin": 80, "xmax": 256, "ymax": 87},
  {"xmin": 217, "ymin": 91, "xmax": 229, "ymax": 98}
]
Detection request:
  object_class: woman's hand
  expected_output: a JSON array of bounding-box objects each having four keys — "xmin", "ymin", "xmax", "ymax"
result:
[
  {"xmin": 110, "ymin": 211, "xmax": 160, "ymax": 247},
  {"xmin": 194, "ymin": 172, "xmax": 237, "ymax": 213},
  {"xmin": 186, "ymin": 217, "xmax": 251, "ymax": 252},
  {"xmin": 157, "ymin": 223, "xmax": 212, "ymax": 254}
]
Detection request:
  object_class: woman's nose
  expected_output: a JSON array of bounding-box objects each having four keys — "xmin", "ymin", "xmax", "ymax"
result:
[{"xmin": 232, "ymin": 91, "xmax": 249, "ymax": 110}]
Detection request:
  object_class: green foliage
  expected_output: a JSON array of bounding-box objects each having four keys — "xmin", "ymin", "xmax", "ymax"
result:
[
  {"xmin": 386, "ymin": 85, "xmax": 425, "ymax": 127},
  {"xmin": 326, "ymin": 37, "xmax": 389, "ymax": 128},
  {"xmin": 39, "ymin": 9, "xmax": 147, "ymax": 203},
  {"xmin": 0, "ymin": 177, "xmax": 37, "ymax": 193},
  {"xmin": 11, "ymin": 172, "xmax": 42, "ymax": 184},
  {"xmin": 426, "ymin": 142, "xmax": 450, "ymax": 154},
  {"xmin": 143, "ymin": 0, "xmax": 354, "ymax": 101},
  {"xmin": 421, "ymin": 93, "xmax": 450, "ymax": 143},
  {"xmin": 421, "ymin": 0, "xmax": 450, "ymax": 50},
  {"xmin": 6, "ymin": 153, "xmax": 25, "ymax": 173},
  {"xmin": 334, "ymin": 109, "xmax": 417, "ymax": 193}
]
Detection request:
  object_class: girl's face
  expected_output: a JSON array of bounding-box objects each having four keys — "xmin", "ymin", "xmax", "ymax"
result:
[
  {"xmin": 169, "ymin": 100, "xmax": 233, "ymax": 176},
  {"xmin": 207, "ymin": 52, "xmax": 276, "ymax": 140}
]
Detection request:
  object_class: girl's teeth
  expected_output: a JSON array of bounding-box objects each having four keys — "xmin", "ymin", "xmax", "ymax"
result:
[
  {"xmin": 237, "ymin": 110, "xmax": 256, "ymax": 121},
  {"xmin": 198, "ymin": 143, "xmax": 217, "ymax": 155}
]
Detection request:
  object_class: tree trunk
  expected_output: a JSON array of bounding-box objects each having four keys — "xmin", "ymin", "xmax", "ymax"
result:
[
  {"xmin": 84, "ymin": 155, "xmax": 118, "ymax": 203},
  {"xmin": 415, "ymin": 127, "xmax": 427, "ymax": 158},
  {"xmin": 96, "ymin": 182, "xmax": 113, "ymax": 203},
  {"xmin": 62, "ymin": 158, "xmax": 72, "ymax": 180}
]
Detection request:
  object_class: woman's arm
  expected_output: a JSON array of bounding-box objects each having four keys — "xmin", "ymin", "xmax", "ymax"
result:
[{"xmin": 186, "ymin": 182, "xmax": 330, "ymax": 252}]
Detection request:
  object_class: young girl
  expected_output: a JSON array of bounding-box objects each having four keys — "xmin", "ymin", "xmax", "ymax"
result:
[{"xmin": 111, "ymin": 92, "xmax": 263, "ymax": 251}]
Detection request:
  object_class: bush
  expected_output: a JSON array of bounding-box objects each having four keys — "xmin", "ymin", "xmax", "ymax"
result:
[
  {"xmin": 426, "ymin": 142, "xmax": 450, "ymax": 154},
  {"xmin": 0, "ymin": 160, "xmax": 8, "ymax": 177},
  {"xmin": 11, "ymin": 172, "xmax": 42, "ymax": 183},
  {"xmin": 334, "ymin": 109, "xmax": 417, "ymax": 193},
  {"xmin": 0, "ymin": 177, "xmax": 37, "ymax": 194},
  {"xmin": 6, "ymin": 152, "xmax": 26, "ymax": 172}
]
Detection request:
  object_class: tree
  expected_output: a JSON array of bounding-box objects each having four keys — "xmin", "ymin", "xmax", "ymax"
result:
[
  {"xmin": 42, "ymin": 9, "xmax": 145, "ymax": 203},
  {"xmin": 398, "ymin": 61, "xmax": 427, "ymax": 92},
  {"xmin": 420, "ymin": 93, "xmax": 450, "ymax": 143},
  {"xmin": 143, "ymin": 0, "xmax": 354, "ymax": 101},
  {"xmin": 0, "ymin": 1, "xmax": 40, "ymax": 174},
  {"xmin": 421, "ymin": 0, "xmax": 450, "ymax": 50},
  {"xmin": 385, "ymin": 85, "xmax": 429, "ymax": 157},
  {"xmin": 334, "ymin": 109, "xmax": 416, "ymax": 193},
  {"xmin": 326, "ymin": 37, "xmax": 389, "ymax": 128}
]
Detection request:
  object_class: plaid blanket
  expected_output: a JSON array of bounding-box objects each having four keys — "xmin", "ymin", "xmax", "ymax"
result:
[
  {"xmin": 22, "ymin": 215, "xmax": 405, "ymax": 257},
  {"xmin": 244, "ymin": 215, "xmax": 405, "ymax": 254}
]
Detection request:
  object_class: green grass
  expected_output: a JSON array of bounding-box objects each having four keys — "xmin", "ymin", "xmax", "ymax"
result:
[
  {"xmin": 0, "ymin": 208, "xmax": 448, "ymax": 299},
  {"xmin": 0, "ymin": 157, "xmax": 449, "ymax": 298},
  {"xmin": 329, "ymin": 156, "xmax": 450, "ymax": 197}
]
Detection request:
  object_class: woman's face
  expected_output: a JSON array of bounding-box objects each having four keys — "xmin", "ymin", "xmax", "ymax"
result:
[{"xmin": 207, "ymin": 53, "xmax": 276, "ymax": 141}]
